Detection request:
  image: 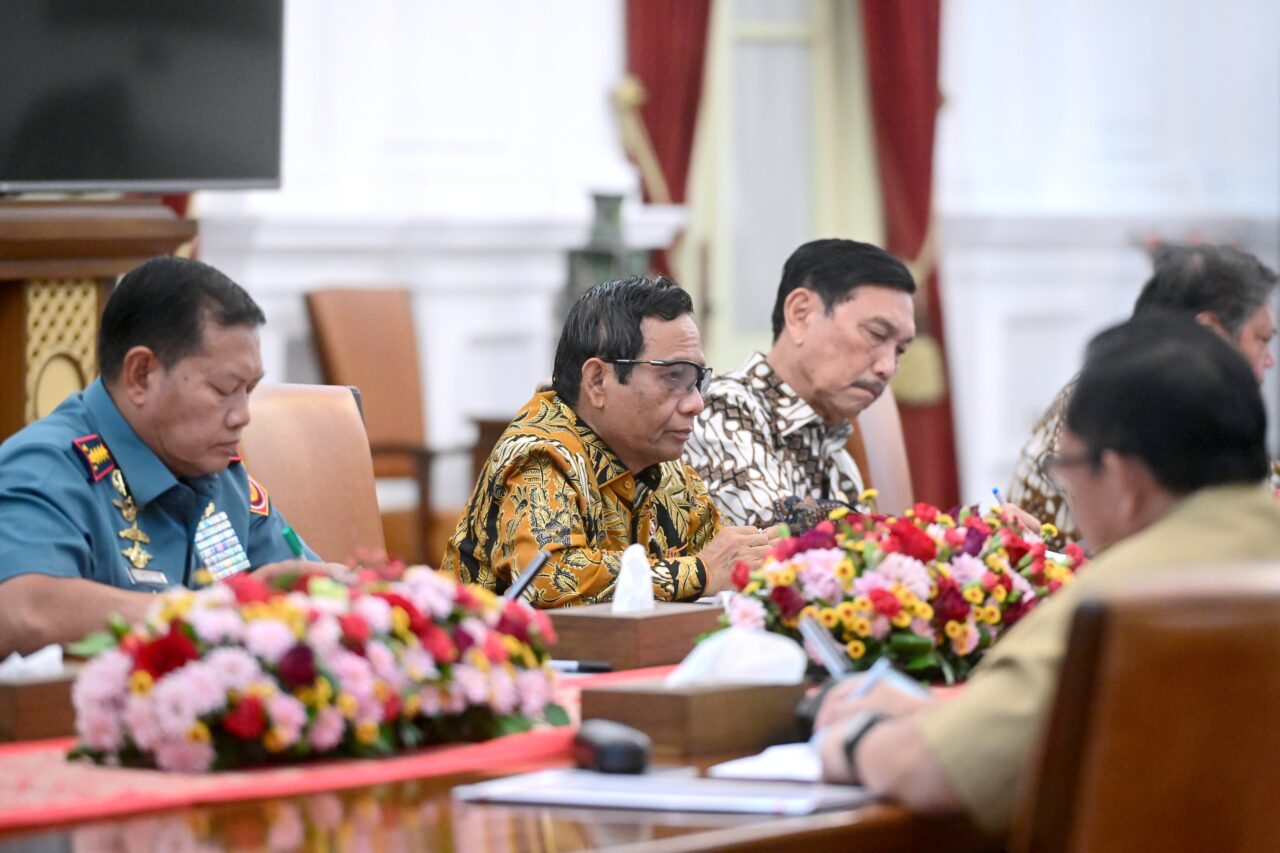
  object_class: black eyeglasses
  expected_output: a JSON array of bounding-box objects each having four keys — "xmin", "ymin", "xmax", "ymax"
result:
[
  {"xmin": 603, "ymin": 359, "xmax": 714, "ymax": 396},
  {"xmin": 1039, "ymin": 450, "xmax": 1093, "ymax": 487}
]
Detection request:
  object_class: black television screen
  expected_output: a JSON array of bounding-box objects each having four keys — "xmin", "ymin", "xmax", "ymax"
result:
[{"xmin": 0, "ymin": 0, "xmax": 283, "ymax": 193}]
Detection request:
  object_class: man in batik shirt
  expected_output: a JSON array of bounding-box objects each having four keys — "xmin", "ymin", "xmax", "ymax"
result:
[
  {"xmin": 685, "ymin": 239, "xmax": 917, "ymax": 527},
  {"xmin": 442, "ymin": 276, "xmax": 775, "ymax": 607},
  {"xmin": 1007, "ymin": 244, "xmax": 1278, "ymax": 545}
]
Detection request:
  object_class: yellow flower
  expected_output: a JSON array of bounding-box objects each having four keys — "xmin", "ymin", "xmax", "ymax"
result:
[
  {"xmin": 891, "ymin": 611, "xmax": 912, "ymax": 629},
  {"xmin": 992, "ymin": 584, "xmax": 1008, "ymax": 603},
  {"xmin": 1040, "ymin": 522, "xmax": 1060, "ymax": 539},
  {"xmin": 193, "ymin": 569, "xmax": 214, "ymax": 587},
  {"xmin": 294, "ymin": 686, "xmax": 316, "ymax": 706},
  {"xmin": 852, "ymin": 617, "xmax": 872, "ymax": 637},
  {"xmin": 771, "ymin": 567, "xmax": 797, "ymax": 587},
  {"xmin": 129, "ymin": 670, "xmax": 154, "ymax": 694},
  {"xmin": 914, "ymin": 602, "xmax": 934, "ymax": 621},
  {"xmin": 743, "ymin": 582, "xmax": 761, "ymax": 596},
  {"xmin": 819, "ymin": 608, "xmax": 840, "ymax": 629},
  {"xmin": 373, "ymin": 680, "xmax": 392, "ymax": 703},
  {"xmin": 944, "ymin": 620, "xmax": 963, "ymax": 639},
  {"xmin": 984, "ymin": 605, "xmax": 1002, "ymax": 623},
  {"xmin": 314, "ymin": 677, "xmax": 334, "ymax": 706},
  {"xmin": 829, "ymin": 506, "xmax": 851, "ymax": 521},
  {"xmin": 835, "ymin": 601, "xmax": 858, "ymax": 623},
  {"xmin": 853, "ymin": 596, "xmax": 873, "ymax": 613},
  {"xmin": 158, "ymin": 593, "xmax": 194, "ymax": 623},
  {"xmin": 846, "ymin": 640, "xmax": 866, "ymax": 660},
  {"xmin": 355, "ymin": 721, "xmax": 380, "ymax": 745},
  {"xmin": 247, "ymin": 680, "xmax": 276, "ymax": 700},
  {"xmin": 985, "ymin": 554, "xmax": 1005, "ymax": 572},
  {"xmin": 936, "ymin": 513, "xmax": 956, "ymax": 527},
  {"xmin": 390, "ymin": 606, "xmax": 411, "ymax": 637},
  {"xmin": 188, "ymin": 721, "xmax": 211, "ymax": 743},
  {"xmin": 798, "ymin": 605, "xmax": 819, "ymax": 623},
  {"xmin": 962, "ymin": 586, "xmax": 985, "ymax": 605},
  {"xmin": 263, "ymin": 728, "xmax": 289, "ymax": 753},
  {"xmin": 336, "ymin": 692, "xmax": 359, "ymax": 719},
  {"xmin": 858, "ymin": 488, "xmax": 879, "ymax": 506},
  {"xmin": 403, "ymin": 693, "xmax": 422, "ymax": 719},
  {"xmin": 850, "ymin": 541, "xmax": 867, "ymax": 553},
  {"xmin": 834, "ymin": 559, "xmax": 855, "ymax": 582}
]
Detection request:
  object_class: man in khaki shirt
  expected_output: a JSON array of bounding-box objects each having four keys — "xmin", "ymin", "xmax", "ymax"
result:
[{"xmin": 814, "ymin": 314, "xmax": 1280, "ymax": 835}]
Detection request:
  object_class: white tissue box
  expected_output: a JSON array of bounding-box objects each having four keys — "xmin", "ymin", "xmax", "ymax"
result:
[
  {"xmin": 548, "ymin": 602, "xmax": 723, "ymax": 671},
  {"xmin": 580, "ymin": 678, "xmax": 808, "ymax": 757}
]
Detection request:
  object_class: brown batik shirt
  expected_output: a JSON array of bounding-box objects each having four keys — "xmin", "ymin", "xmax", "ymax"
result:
[
  {"xmin": 441, "ymin": 391, "xmax": 720, "ymax": 607},
  {"xmin": 684, "ymin": 352, "xmax": 864, "ymax": 528}
]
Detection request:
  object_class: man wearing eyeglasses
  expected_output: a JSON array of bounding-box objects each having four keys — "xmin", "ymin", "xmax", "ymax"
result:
[
  {"xmin": 685, "ymin": 239, "xmax": 917, "ymax": 528},
  {"xmin": 442, "ymin": 275, "xmax": 776, "ymax": 607},
  {"xmin": 811, "ymin": 314, "xmax": 1280, "ymax": 836}
]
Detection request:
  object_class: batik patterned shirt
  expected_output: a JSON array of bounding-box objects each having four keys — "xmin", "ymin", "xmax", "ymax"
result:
[
  {"xmin": 684, "ymin": 352, "xmax": 864, "ymax": 528},
  {"xmin": 1006, "ymin": 379, "xmax": 1079, "ymax": 544},
  {"xmin": 441, "ymin": 391, "xmax": 720, "ymax": 608}
]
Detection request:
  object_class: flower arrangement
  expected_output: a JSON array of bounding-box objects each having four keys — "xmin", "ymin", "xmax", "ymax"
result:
[
  {"xmin": 69, "ymin": 566, "xmax": 566, "ymax": 771},
  {"xmin": 725, "ymin": 496, "xmax": 1087, "ymax": 683}
]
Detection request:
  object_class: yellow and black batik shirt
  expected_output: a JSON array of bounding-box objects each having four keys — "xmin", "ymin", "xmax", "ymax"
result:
[{"xmin": 441, "ymin": 391, "xmax": 720, "ymax": 607}]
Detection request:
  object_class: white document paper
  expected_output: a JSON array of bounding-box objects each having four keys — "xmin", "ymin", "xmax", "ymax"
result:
[
  {"xmin": 707, "ymin": 742, "xmax": 822, "ymax": 783},
  {"xmin": 452, "ymin": 768, "xmax": 873, "ymax": 816}
]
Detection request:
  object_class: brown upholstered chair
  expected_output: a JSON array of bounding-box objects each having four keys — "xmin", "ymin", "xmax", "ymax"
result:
[
  {"xmin": 1012, "ymin": 567, "xmax": 1280, "ymax": 853},
  {"xmin": 238, "ymin": 383, "xmax": 385, "ymax": 562},
  {"xmin": 848, "ymin": 387, "xmax": 914, "ymax": 514},
  {"xmin": 305, "ymin": 288, "xmax": 458, "ymax": 564}
]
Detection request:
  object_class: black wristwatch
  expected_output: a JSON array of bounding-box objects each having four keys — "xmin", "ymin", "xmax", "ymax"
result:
[{"xmin": 841, "ymin": 710, "xmax": 888, "ymax": 784}]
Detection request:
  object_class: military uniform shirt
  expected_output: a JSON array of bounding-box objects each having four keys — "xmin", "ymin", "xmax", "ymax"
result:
[
  {"xmin": 442, "ymin": 391, "xmax": 720, "ymax": 607},
  {"xmin": 0, "ymin": 379, "xmax": 316, "ymax": 591},
  {"xmin": 913, "ymin": 484, "xmax": 1280, "ymax": 834}
]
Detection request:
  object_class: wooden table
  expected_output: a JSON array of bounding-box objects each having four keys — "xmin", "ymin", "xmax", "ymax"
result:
[{"xmin": 0, "ymin": 760, "xmax": 1002, "ymax": 852}]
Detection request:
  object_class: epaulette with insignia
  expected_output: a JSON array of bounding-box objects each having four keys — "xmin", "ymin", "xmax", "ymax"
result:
[
  {"xmin": 72, "ymin": 434, "xmax": 116, "ymax": 482},
  {"xmin": 247, "ymin": 475, "xmax": 270, "ymax": 516}
]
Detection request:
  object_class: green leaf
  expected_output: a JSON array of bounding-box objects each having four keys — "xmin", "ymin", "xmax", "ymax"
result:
[
  {"xmin": 903, "ymin": 651, "xmax": 938, "ymax": 671},
  {"xmin": 888, "ymin": 633, "xmax": 933, "ymax": 656},
  {"xmin": 66, "ymin": 631, "xmax": 116, "ymax": 658},
  {"xmin": 775, "ymin": 523, "xmax": 791, "ymax": 539},
  {"xmin": 938, "ymin": 655, "xmax": 957, "ymax": 686},
  {"xmin": 543, "ymin": 703, "xmax": 571, "ymax": 727},
  {"xmin": 496, "ymin": 714, "xmax": 533, "ymax": 736}
]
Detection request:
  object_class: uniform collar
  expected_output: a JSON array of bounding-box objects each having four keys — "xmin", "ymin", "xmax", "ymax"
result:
[
  {"xmin": 84, "ymin": 379, "xmax": 184, "ymax": 507},
  {"xmin": 547, "ymin": 392, "xmax": 662, "ymax": 489},
  {"xmin": 739, "ymin": 351, "xmax": 854, "ymax": 441}
]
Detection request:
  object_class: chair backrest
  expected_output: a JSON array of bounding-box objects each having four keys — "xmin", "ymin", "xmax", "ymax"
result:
[
  {"xmin": 239, "ymin": 383, "xmax": 386, "ymax": 562},
  {"xmin": 306, "ymin": 288, "xmax": 424, "ymax": 478},
  {"xmin": 852, "ymin": 387, "xmax": 913, "ymax": 514},
  {"xmin": 1012, "ymin": 568, "xmax": 1280, "ymax": 853}
]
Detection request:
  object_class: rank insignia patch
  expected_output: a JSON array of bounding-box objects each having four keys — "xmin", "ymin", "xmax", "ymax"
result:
[
  {"xmin": 72, "ymin": 434, "xmax": 116, "ymax": 482},
  {"xmin": 248, "ymin": 475, "xmax": 270, "ymax": 516}
]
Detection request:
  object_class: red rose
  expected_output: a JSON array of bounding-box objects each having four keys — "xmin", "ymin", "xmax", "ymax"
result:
[
  {"xmin": 420, "ymin": 623, "xmax": 457, "ymax": 664},
  {"xmin": 453, "ymin": 626, "xmax": 476, "ymax": 655},
  {"xmin": 943, "ymin": 527, "xmax": 967, "ymax": 548},
  {"xmin": 934, "ymin": 579, "xmax": 971, "ymax": 623},
  {"xmin": 965, "ymin": 516, "xmax": 992, "ymax": 536},
  {"xmin": 495, "ymin": 599, "xmax": 531, "ymax": 643},
  {"xmin": 1002, "ymin": 529, "xmax": 1031, "ymax": 566},
  {"xmin": 382, "ymin": 693, "xmax": 401, "ymax": 723},
  {"xmin": 887, "ymin": 519, "xmax": 937, "ymax": 563},
  {"xmin": 730, "ymin": 561, "xmax": 751, "ymax": 591},
  {"xmin": 868, "ymin": 587, "xmax": 902, "ymax": 617},
  {"xmin": 1065, "ymin": 543, "xmax": 1086, "ymax": 565},
  {"xmin": 482, "ymin": 632, "xmax": 509, "ymax": 664},
  {"xmin": 133, "ymin": 624, "xmax": 199, "ymax": 679},
  {"xmin": 913, "ymin": 502, "xmax": 939, "ymax": 523},
  {"xmin": 454, "ymin": 585, "xmax": 480, "ymax": 612},
  {"xmin": 223, "ymin": 696, "xmax": 267, "ymax": 739},
  {"xmin": 772, "ymin": 538, "xmax": 800, "ymax": 562},
  {"xmin": 337, "ymin": 613, "xmax": 371, "ymax": 655},
  {"xmin": 794, "ymin": 526, "xmax": 837, "ymax": 553},
  {"xmin": 769, "ymin": 585, "xmax": 806, "ymax": 620},
  {"xmin": 372, "ymin": 592, "xmax": 429, "ymax": 635},
  {"xmin": 224, "ymin": 573, "xmax": 273, "ymax": 605},
  {"xmin": 277, "ymin": 644, "xmax": 317, "ymax": 689}
]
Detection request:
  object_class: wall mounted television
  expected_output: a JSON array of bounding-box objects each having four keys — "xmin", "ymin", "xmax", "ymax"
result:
[{"xmin": 0, "ymin": 0, "xmax": 283, "ymax": 194}]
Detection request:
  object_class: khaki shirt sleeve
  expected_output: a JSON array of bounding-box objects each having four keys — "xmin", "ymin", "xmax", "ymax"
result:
[
  {"xmin": 491, "ymin": 450, "xmax": 709, "ymax": 608},
  {"xmin": 913, "ymin": 587, "xmax": 1080, "ymax": 834}
]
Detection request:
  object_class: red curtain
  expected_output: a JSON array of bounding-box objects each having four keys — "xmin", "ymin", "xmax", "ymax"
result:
[
  {"xmin": 862, "ymin": 0, "xmax": 960, "ymax": 509},
  {"xmin": 625, "ymin": 0, "xmax": 712, "ymax": 274}
]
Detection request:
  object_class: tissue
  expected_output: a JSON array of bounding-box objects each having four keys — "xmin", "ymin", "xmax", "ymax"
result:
[
  {"xmin": 611, "ymin": 543, "xmax": 657, "ymax": 613},
  {"xmin": 0, "ymin": 644, "xmax": 64, "ymax": 681},
  {"xmin": 664, "ymin": 627, "xmax": 806, "ymax": 688}
]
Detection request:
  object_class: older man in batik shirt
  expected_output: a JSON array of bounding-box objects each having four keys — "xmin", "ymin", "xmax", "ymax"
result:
[
  {"xmin": 443, "ymin": 276, "xmax": 774, "ymax": 607},
  {"xmin": 686, "ymin": 240, "xmax": 916, "ymax": 528}
]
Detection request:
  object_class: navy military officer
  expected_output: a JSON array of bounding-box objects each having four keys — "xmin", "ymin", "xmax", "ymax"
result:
[{"xmin": 0, "ymin": 256, "xmax": 338, "ymax": 657}]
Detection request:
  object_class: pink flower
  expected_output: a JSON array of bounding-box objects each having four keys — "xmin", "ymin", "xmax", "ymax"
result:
[
  {"xmin": 267, "ymin": 694, "xmax": 308, "ymax": 744},
  {"xmin": 402, "ymin": 568, "xmax": 459, "ymax": 620},
  {"xmin": 205, "ymin": 647, "xmax": 263, "ymax": 693},
  {"xmin": 124, "ymin": 693, "xmax": 162, "ymax": 751},
  {"xmin": 153, "ymin": 737, "xmax": 215, "ymax": 773},
  {"xmin": 869, "ymin": 615, "xmax": 892, "ymax": 640},
  {"xmin": 330, "ymin": 650, "xmax": 375, "ymax": 702},
  {"xmin": 187, "ymin": 606, "xmax": 244, "ymax": 645},
  {"xmin": 364, "ymin": 641, "xmax": 406, "ymax": 692},
  {"xmin": 243, "ymin": 619, "xmax": 296, "ymax": 664},
  {"xmin": 72, "ymin": 649, "xmax": 131, "ymax": 713},
  {"xmin": 306, "ymin": 615, "xmax": 343, "ymax": 651},
  {"xmin": 726, "ymin": 594, "xmax": 767, "ymax": 631},
  {"xmin": 308, "ymin": 707, "xmax": 346, "ymax": 752},
  {"xmin": 452, "ymin": 665, "xmax": 489, "ymax": 705},
  {"xmin": 794, "ymin": 548, "xmax": 844, "ymax": 603},
  {"xmin": 76, "ymin": 705, "xmax": 123, "ymax": 752},
  {"xmin": 488, "ymin": 668, "xmax": 518, "ymax": 715},
  {"xmin": 872, "ymin": 553, "xmax": 932, "ymax": 600},
  {"xmin": 399, "ymin": 646, "xmax": 440, "ymax": 683},
  {"xmin": 352, "ymin": 596, "xmax": 392, "ymax": 635},
  {"xmin": 948, "ymin": 553, "xmax": 986, "ymax": 587},
  {"xmin": 950, "ymin": 617, "xmax": 980, "ymax": 656},
  {"xmin": 418, "ymin": 685, "xmax": 444, "ymax": 716},
  {"xmin": 516, "ymin": 669, "xmax": 552, "ymax": 717},
  {"xmin": 149, "ymin": 673, "xmax": 204, "ymax": 738}
]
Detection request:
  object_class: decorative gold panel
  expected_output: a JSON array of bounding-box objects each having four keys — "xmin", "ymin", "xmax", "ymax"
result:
[{"xmin": 25, "ymin": 280, "xmax": 98, "ymax": 422}]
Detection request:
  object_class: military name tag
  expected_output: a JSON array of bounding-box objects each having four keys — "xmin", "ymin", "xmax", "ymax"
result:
[
  {"xmin": 127, "ymin": 566, "xmax": 169, "ymax": 587},
  {"xmin": 195, "ymin": 510, "xmax": 251, "ymax": 581}
]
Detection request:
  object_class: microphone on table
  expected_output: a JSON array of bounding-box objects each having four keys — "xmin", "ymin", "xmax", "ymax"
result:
[{"xmin": 504, "ymin": 550, "xmax": 550, "ymax": 602}]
